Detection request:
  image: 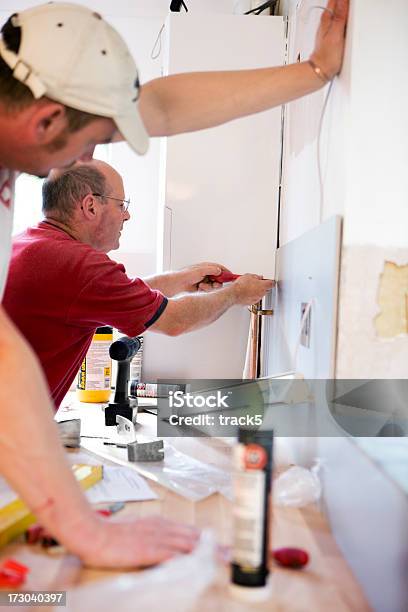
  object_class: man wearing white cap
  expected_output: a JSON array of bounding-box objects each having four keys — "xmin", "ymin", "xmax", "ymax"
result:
[{"xmin": 0, "ymin": 1, "xmax": 348, "ymax": 567}]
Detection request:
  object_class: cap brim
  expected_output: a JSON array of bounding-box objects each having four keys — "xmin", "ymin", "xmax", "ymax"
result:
[{"xmin": 114, "ymin": 102, "xmax": 149, "ymax": 156}]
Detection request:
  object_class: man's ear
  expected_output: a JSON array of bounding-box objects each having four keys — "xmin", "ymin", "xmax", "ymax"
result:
[
  {"xmin": 30, "ymin": 102, "xmax": 68, "ymax": 145},
  {"xmin": 80, "ymin": 193, "xmax": 99, "ymax": 220}
]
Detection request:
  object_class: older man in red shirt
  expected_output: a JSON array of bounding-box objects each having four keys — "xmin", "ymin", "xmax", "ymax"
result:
[{"xmin": 4, "ymin": 160, "xmax": 272, "ymax": 407}]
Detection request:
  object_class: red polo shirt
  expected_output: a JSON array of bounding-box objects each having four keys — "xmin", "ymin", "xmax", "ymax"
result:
[{"xmin": 3, "ymin": 221, "xmax": 167, "ymax": 408}]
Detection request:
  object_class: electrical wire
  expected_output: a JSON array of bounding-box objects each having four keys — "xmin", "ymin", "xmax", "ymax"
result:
[
  {"xmin": 151, "ymin": 23, "xmax": 165, "ymax": 60},
  {"xmin": 152, "ymin": 0, "xmax": 189, "ymax": 60},
  {"xmin": 317, "ymin": 79, "xmax": 334, "ymax": 223},
  {"xmin": 301, "ymin": 5, "xmax": 337, "ymax": 222}
]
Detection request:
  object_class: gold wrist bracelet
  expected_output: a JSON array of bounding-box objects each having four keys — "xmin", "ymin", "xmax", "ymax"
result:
[{"xmin": 308, "ymin": 59, "xmax": 331, "ymax": 84}]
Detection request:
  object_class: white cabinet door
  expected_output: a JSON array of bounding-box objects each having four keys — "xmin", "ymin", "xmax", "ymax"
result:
[{"xmin": 143, "ymin": 14, "xmax": 285, "ymax": 380}]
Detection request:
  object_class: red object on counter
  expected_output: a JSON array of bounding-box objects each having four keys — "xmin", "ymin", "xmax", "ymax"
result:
[
  {"xmin": 0, "ymin": 571, "xmax": 24, "ymax": 588},
  {"xmin": 25, "ymin": 524, "xmax": 45, "ymax": 544},
  {"xmin": 273, "ymin": 547, "xmax": 309, "ymax": 569},
  {"xmin": 25, "ymin": 524, "xmax": 57, "ymax": 547},
  {"xmin": 207, "ymin": 271, "xmax": 240, "ymax": 283},
  {"xmin": 0, "ymin": 558, "xmax": 29, "ymax": 587},
  {"xmin": 2, "ymin": 559, "xmax": 29, "ymax": 576}
]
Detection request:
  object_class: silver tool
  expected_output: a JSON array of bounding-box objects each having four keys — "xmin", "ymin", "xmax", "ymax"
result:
[
  {"xmin": 103, "ymin": 415, "xmax": 137, "ymax": 447},
  {"xmin": 57, "ymin": 419, "xmax": 81, "ymax": 448},
  {"xmin": 127, "ymin": 440, "xmax": 164, "ymax": 462}
]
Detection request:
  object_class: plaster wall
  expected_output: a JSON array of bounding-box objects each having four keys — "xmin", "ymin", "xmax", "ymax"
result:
[{"xmin": 279, "ymin": 0, "xmax": 408, "ymax": 377}]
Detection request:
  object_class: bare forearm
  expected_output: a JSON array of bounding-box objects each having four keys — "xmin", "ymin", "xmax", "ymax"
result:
[
  {"xmin": 150, "ymin": 274, "xmax": 273, "ymax": 336},
  {"xmin": 159, "ymin": 286, "xmax": 237, "ymax": 335},
  {"xmin": 140, "ymin": 0, "xmax": 348, "ymax": 137},
  {"xmin": 141, "ymin": 62, "xmax": 323, "ymax": 137},
  {"xmin": 144, "ymin": 271, "xmax": 186, "ymax": 297},
  {"xmin": 0, "ymin": 308, "xmax": 96, "ymax": 556},
  {"xmin": 144, "ymin": 263, "xmax": 223, "ymax": 296}
]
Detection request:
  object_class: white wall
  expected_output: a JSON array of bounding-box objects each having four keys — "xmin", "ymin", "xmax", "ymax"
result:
[
  {"xmin": 278, "ymin": 0, "xmax": 408, "ymax": 378},
  {"xmin": 143, "ymin": 14, "xmax": 284, "ymax": 381},
  {"xmin": 279, "ymin": 0, "xmax": 349, "ymax": 244},
  {"xmin": 102, "ymin": 15, "xmax": 164, "ymax": 277},
  {"xmin": 1, "ymin": 1, "xmax": 240, "ymax": 18},
  {"xmin": 280, "ymin": 0, "xmax": 408, "ymax": 249}
]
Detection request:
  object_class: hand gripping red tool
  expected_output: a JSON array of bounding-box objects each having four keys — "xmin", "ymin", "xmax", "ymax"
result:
[{"xmin": 207, "ymin": 271, "xmax": 240, "ymax": 283}]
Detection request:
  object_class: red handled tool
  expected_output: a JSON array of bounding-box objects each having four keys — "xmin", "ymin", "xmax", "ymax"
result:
[{"xmin": 207, "ymin": 271, "xmax": 240, "ymax": 283}]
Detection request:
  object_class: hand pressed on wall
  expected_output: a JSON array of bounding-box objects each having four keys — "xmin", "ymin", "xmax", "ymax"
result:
[{"xmin": 310, "ymin": 0, "xmax": 349, "ymax": 79}]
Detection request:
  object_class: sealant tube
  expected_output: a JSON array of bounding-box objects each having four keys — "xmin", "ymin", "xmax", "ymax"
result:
[{"xmin": 231, "ymin": 428, "xmax": 274, "ymax": 595}]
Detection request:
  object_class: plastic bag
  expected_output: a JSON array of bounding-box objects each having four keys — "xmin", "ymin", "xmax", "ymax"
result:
[
  {"xmin": 273, "ymin": 465, "xmax": 321, "ymax": 507},
  {"xmin": 65, "ymin": 531, "xmax": 217, "ymax": 612},
  {"xmin": 81, "ymin": 439, "xmax": 233, "ymax": 501},
  {"xmin": 132, "ymin": 443, "xmax": 233, "ymax": 501}
]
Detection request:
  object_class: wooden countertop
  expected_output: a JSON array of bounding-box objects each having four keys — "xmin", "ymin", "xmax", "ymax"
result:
[{"xmin": 0, "ymin": 409, "xmax": 371, "ymax": 611}]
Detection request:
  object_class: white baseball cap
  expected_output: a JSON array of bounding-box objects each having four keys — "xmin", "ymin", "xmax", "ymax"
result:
[{"xmin": 0, "ymin": 2, "xmax": 149, "ymax": 155}]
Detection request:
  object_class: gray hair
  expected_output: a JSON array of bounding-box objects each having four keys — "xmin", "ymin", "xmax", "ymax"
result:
[{"xmin": 42, "ymin": 165, "xmax": 107, "ymax": 222}]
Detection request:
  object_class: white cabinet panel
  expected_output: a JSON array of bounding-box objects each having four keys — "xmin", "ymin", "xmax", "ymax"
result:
[{"xmin": 143, "ymin": 14, "xmax": 284, "ymax": 380}]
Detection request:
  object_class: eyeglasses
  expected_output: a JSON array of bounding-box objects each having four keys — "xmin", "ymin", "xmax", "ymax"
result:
[{"xmin": 92, "ymin": 193, "xmax": 131, "ymax": 213}]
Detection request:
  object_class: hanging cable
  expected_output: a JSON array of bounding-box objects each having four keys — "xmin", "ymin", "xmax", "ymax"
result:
[
  {"xmin": 317, "ymin": 79, "xmax": 334, "ymax": 223},
  {"xmin": 245, "ymin": 1, "xmax": 278, "ymax": 15},
  {"xmin": 151, "ymin": 23, "xmax": 165, "ymax": 60},
  {"xmin": 153, "ymin": 1, "xmax": 188, "ymax": 60},
  {"xmin": 300, "ymin": 5, "xmax": 337, "ymax": 222}
]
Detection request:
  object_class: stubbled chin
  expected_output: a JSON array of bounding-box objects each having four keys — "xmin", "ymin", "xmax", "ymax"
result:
[{"xmin": 107, "ymin": 243, "xmax": 120, "ymax": 253}]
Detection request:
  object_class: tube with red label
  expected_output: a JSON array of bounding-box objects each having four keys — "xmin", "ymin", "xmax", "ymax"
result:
[{"xmin": 230, "ymin": 428, "xmax": 274, "ymax": 599}]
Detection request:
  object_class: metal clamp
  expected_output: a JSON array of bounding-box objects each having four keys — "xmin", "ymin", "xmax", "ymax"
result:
[
  {"xmin": 248, "ymin": 305, "xmax": 274, "ymax": 316},
  {"xmin": 127, "ymin": 440, "xmax": 164, "ymax": 462},
  {"xmin": 57, "ymin": 419, "xmax": 81, "ymax": 448},
  {"xmin": 103, "ymin": 415, "xmax": 136, "ymax": 447}
]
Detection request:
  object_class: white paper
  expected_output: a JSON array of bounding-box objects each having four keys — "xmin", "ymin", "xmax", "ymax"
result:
[
  {"xmin": 0, "ymin": 476, "xmax": 18, "ymax": 507},
  {"xmin": 85, "ymin": 466, "xmax": 158, "ymax": 504}
]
